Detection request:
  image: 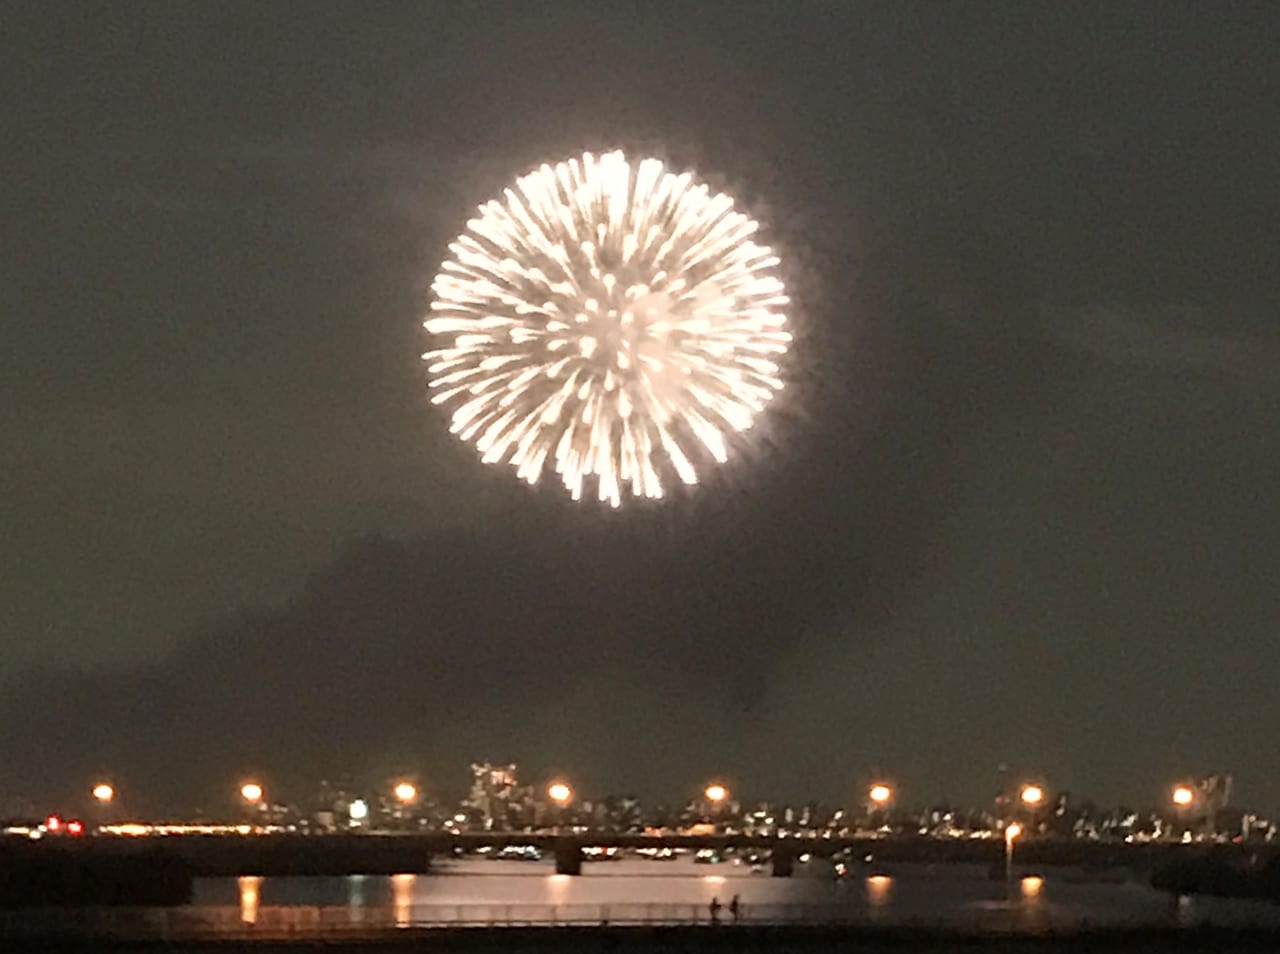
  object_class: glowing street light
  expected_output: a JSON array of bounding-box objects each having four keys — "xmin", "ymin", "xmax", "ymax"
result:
[
  {"xmin": 547, "ymin": 781, "xmax": 573, "ymax": 835},
  {"xmin": 1172, "ymin": 785, "xmax": 1195, "ymax": 808},
  {"xmin": 1020, "ymin": 785, "xmax": 1044, "ymax": 807},
  {"xmin": 92, "ymin": 783, "xmax": 115, "ymax": 804},
  {"xmin": 868, "ymin": 783, "xmax": 893, "ymax": 805},
  {"xmin": 394, "ymin": 782, "xmax": 418, "ymax": 804},
  {"xmin": 704, "ymin": 783, "xmax": 728, "ymax": 804},
  {"xmin": 240, "ymin": 782, "xmax": 264, "ymax": 804}
]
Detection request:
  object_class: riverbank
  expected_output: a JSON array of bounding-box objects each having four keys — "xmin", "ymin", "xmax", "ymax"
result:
[{"xmin": 8, "ymin": 923, "xmax": 1280, "ymax": 953}]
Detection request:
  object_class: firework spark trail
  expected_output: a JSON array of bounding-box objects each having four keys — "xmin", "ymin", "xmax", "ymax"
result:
[{"xmin": 424, "ymin": 151, "xmax": 790, "ymax": 507}]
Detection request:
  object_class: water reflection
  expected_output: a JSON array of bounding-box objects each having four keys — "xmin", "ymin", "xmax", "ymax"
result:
[
  {"xmin": 238, "ymin": 876, "xmax": 261, "ymax": 925},
  {"xmin": 348, "ymin": 874, "xmax": 367, "ymax": 910},
  {"xmin": 1176, "ymin": 893, "xmax": 1196, "ymax": 927},
  {"xmin": 185, "ymin": 859, "xmax": 1280, "ymax": 934},
  {"xmin": 866, "ymin": 874, "xmax": 892, "ymax": 906},
  {"xmin": 392, "ymin": 874, "xmax": 415, "ymax": 927}
]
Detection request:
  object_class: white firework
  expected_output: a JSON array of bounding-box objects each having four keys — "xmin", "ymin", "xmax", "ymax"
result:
[{"xmin": 423, "ymin": 150, "xmax": 790, "ymax": 506}]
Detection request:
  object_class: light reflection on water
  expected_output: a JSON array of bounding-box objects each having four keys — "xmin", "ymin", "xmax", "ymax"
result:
[
  {"xmin": 194, "ymin": 858, "xmax": 1280, "ymax": 930},
  {"xmin": 236, "ymin": 875, "xmax": 260, "ymax": 924},
  {"xmin": 866, "ymin": 874, "xmax": 892, "ymax": 907},
  {"xmin": 392, "ymin": 873, "xmax": 415, "ymax": 927},
  {"xmin": 346, "ymin": 873, "xmax": 366, "ymax": 909}
]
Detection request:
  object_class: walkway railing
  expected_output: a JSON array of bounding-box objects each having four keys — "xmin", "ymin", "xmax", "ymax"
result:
[{"xmin": 0, "ymin": 901, "xmax": 1076, "ymax": 941}]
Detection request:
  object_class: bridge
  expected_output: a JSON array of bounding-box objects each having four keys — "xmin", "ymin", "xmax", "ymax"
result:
[
  {"xmin": 430, "ymin": 832, "xmax": 1247, "ymax": 877},
  {"xmin": 39, "ymin": 830, "xmax": 1259, "ymax": 879}
]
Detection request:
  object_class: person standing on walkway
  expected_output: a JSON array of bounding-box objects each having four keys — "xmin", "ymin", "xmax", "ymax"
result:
[
  {"xmin": 709, "ymin": 896, "xmax": 722, "ymax": 924},
  {"xmin": 729, "ymin": 894, "xmax": 740, "ymax": 923}
]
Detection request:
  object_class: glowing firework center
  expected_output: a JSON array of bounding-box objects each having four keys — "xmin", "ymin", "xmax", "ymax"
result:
[{"xmin": 425, "ymin": 151, "xmax": 790, "ymax": 506}]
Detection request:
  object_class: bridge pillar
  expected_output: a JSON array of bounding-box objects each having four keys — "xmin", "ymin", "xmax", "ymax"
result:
[
  {"xmin": 771, "ymin": 845, "xmax": 794, "ymax": 877},
  {"xmin": 553, "ymin": 839, "xmax": 583, "ymax": 876}
]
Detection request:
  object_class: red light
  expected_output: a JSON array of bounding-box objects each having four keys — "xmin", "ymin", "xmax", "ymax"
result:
[
  {"xmin": 66, "ymin": 820, "xmax": 85, "ymax": 836},
  {"xmin": 45, "ymin": 815, "xmax": 62, "ymax": 832}
]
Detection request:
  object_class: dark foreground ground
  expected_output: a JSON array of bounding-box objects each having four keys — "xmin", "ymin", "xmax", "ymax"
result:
[{"xmin": 6, "ymin": 924, "xmax": 1280, "ymax": 954}]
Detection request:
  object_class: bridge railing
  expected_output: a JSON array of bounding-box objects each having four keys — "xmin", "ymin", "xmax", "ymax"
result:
[{"xmin": 0, "ymin": 901, "xmax": 1065, "ymax": 940}]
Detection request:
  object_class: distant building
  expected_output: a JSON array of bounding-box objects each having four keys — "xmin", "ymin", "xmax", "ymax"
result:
[
  {"xmin": 311, "ymin": 777, "xmax": 359, "ymax": 833},
  {"xmin": 1197, "ymin": 774, "xmax": 1233, "ymax": 814},
  {"xmin": 601, "ymin": 795, "xmax": 642, "ymax": 832},
  {"xmin": 463, "ymin": 762, "xmax": 532, "ymax": 830}
]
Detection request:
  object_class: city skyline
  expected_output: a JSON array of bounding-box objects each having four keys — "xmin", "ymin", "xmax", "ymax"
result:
[
  {"xmin": 6, "ymin": 759, "xmax": 1270, "ymax": 830},
  {"xmin": 13, "ymin": 763, "xmax": 1276, "ymax": 854},
  {"xmin": 5, "ymin": 3, "xmax": 1280, "ymax": 815}
]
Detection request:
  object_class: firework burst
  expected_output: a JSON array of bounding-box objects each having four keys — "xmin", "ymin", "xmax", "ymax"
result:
[{"xmin": 424, "ymin": 150, "xmax": 790, "ymax": 506}]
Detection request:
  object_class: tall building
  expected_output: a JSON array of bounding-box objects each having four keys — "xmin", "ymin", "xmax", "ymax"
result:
[
  {"xmin": 1192, "ymin": 774, "xmax": 1233, "ymax": 835},
  {"xmin": 463, "ymin": 762, "xmax": 522, "ymax": 830},
  {"xmin": 1196, "ymin": 774, "xmax": 1232, "ymax": 814}
]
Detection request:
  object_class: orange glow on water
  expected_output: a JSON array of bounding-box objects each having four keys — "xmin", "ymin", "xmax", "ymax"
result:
[
  {"xmin": 866, "ymin": 874, "xmax": 892, "ymax": 906},
  {"xmin": 392, "ymin": 873, "xmax": 415, "ymax": 927},
  {"xmin": 239, "ymin": 876, "xmax": 261, "ymax": 924}
]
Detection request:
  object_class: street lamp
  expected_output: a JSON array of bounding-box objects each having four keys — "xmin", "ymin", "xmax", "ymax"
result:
[
  {"xmin": 704, "ymin": 783, "xmax": 728, "ymax": 805},
  {"xmin": 547, "ymin": 781, "xmax": 573, "ymax": 835},
  {"xmin": 1019, "ymin": 785, "xmax": 1044, "ymax": 807},
  {"xmin": 866, "ymin": 782, "xmax": 893, "ymax": 832},
  {"xmin": 1171, "ymin": 783, "xmax": 1196, "ymax": 841},
  {"xmin": 92, "ymin": 783, "xmax": 115, "ymax": 804},
  {"xmin": 394, "ymin": 782, "xmax": 418, "ymax": 804},
  {"xmin": 240, "ymin": 782, "xmax": 264, "ymax": 804}
]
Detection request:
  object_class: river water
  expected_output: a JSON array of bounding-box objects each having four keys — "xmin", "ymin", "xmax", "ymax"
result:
[{"xmin": 191, "ymin": 855, "xmax": 1280, "ymax": 931}]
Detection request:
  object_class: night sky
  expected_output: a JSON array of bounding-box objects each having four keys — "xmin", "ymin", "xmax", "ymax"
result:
[{"xmin": 3, "ymin": 2, "xmax": 1279, "ymax": 815}]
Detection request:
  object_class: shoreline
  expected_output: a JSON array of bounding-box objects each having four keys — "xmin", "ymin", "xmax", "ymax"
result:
[{"xmin": 7, "ymin": 923, "xmax": 1280, "ymax": 953}]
